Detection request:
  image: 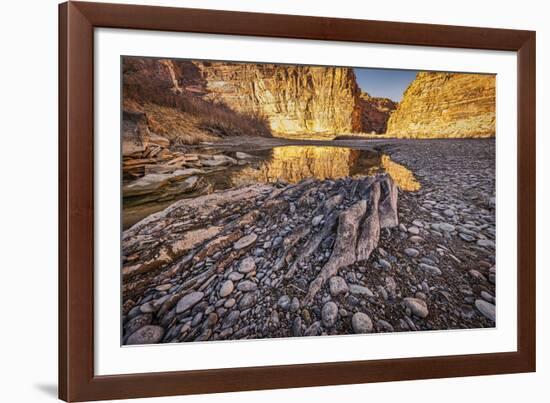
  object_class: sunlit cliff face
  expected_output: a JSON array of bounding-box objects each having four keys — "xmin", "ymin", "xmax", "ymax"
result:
[{"xmin": 230, "ymin": 146, "xmax": 421, "ymax": 191}]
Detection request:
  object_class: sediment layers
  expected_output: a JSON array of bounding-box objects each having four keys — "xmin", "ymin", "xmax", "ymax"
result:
[
  {"xmin": 386, "ymin": 72, "xmax": 495, "ymax": 138},
  {"xmin": 194, "ymin": 62, "xmax": 363, "ymax": 135},
  {"xmin": 358, "ymin": 92, "xmax": 397, "ymax": 134}
]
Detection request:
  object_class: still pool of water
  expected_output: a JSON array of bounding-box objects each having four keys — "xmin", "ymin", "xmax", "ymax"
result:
[
  {"xmin": 228, "ymin": 146, "xmax": 421, "ymax": 192},
  {"xmin": 123, "ymin": 145, "xmax": 420, "ymax": 229}
]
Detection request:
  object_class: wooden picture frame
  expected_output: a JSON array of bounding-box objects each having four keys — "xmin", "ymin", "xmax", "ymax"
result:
[{"xmin": 59, "ymin": 1, "xmax": 536, "ymax": 401}]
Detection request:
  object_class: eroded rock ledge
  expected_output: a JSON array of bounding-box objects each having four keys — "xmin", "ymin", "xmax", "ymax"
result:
[{"xmin": 122, "ymin": 174, "xmax": 398, "ymax": 344}]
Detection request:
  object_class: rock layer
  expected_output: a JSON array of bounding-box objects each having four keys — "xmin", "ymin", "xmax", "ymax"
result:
[
  {"xmin": 122, "ymin": 173, "xmax": 398, "ymax": 342},
  {"xmin": 358, "ymin": 92, "xmax": 397, "ymax": 134},
  {"xmin": 194, "ymin": 62, "xmax": 362, "ymax": 135},
  {"xmin": 386, "ymin": 72, "xmax": 495, "ymax": 138}
]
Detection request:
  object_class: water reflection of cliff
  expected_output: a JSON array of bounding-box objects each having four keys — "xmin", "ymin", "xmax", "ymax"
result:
[
  {"xmin": 368, "ymin": 155, "xmax": 421, "ymax": 192},
  {"xmin": 231, "ymin": 145, "xmax": 421, "ymax": 191}
]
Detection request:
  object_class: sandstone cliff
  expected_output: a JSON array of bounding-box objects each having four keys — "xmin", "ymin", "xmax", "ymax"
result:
[
  {"xmin": 385, "ymin": 72, "xmax": 495, "ymax": 138},
  {"xmin": 122, "ymin": 57, "xmax": 272, "ymax": 148},
  {"xmin": 358, "ymin": 92, "xmax": 397, "ymax": 134},
  {"xmin": 193, "ymin": 62, "xmax": 362, "ymax": 136}
]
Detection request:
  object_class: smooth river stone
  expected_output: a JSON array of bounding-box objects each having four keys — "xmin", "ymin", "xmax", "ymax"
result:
[
  {"xmin": 404, "ymin": 248, "xmax": 420, "ymax": 257},
  {"xmin": 329, "ymin": 276, "xmax": 349, "ymax": 296},
  {"xmin": 477, "ymin": 239, "xmax": 496, "ymax": 249},
  {"xmin": 475, "ymin": 299, "xmax": 496, "ymax": 321},
  {"xmin": 233, "ymin": 234, "xmax": 258, "ymax": 250},
  {"xmin": 126, "ymin": 325, "xmax": 164, "ymax": 345},
  {"xmin": 238, "ymin": 257, "xmax": 256, "ymax": 274},
  {"xmin": 219, "ymin": 280, "xmax": 234, "ymax": 297},
  {"xmin": 349, "ymin": 284, "xmax": 374, "ymax": 297},
  {"xmin": 438, "ymin": 223, "xmax": 455, "ymax": 232},
  {"xmin": 176, "ymin": 291, "xmax": 204, "ymax": 314},
  {"xmin": 237, "ymin": 280, "xmax": 257, "ymax": 292},
  {"xmin": 419, "ymin": 263, "xmax": 442, "ymax": 275},
  {"xmin": 322, "ymin": 301, "xmax": 338, "ymax": 328},
  {"xmin": 352, "ymin": 312, "xmax": 373, "ymax": 334},
  {"xmin": 403, "ymin": 297, "xmax": 429, "ymax": 318}
]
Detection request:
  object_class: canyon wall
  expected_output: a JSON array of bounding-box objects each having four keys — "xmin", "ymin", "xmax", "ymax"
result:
[
  {"xmin": 358, "ymin": 92, "xmax": 397, "ymax": 134},
  {"xmin": 193, "ymin": 62, "xmax": 362, "ymax": 135},
  {"xmin": 386, "ymin": 72, "xmax": 496, "ymax": 138}
]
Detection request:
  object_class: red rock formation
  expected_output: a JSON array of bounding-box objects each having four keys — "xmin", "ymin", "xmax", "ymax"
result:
[{"xmin": 358, "ymin": 92, "xmax": 397, "ymax": 134}]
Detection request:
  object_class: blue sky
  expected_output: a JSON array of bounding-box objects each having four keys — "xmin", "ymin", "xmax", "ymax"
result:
[{"xmin": 354, "ymin": 68, "xmax": 418, "ymax": 102}]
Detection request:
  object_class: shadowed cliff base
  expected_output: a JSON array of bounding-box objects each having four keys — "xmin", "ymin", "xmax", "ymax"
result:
[{"xmin": 123, "ymin": 57, "xmax": 273, "ymax": 148}]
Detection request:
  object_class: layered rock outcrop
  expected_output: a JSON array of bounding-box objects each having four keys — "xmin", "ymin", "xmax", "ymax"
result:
[
  {"xmin": 193, "ymin": 62, "xmax": 362, "ymax": 135},
  {"xmin": 358, "ymin": 92, "xmax": 397, "ymax": 134},
  {"xmin": 386, "ymin": 72, "xmax": 495, "ymax": 138}
]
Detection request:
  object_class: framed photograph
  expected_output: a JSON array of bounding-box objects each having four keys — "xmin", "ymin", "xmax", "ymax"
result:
[{"xmin": 59, "ymin": 1, "xmax": 536, "ymax": 401}]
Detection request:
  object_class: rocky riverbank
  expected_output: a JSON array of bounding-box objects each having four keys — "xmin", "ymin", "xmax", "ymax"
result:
[{"xmin": 121, "ymin": 138, "xmax": 496, "ymax": 345}]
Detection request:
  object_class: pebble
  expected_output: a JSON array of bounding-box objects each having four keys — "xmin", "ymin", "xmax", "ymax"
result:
[
  {"xmin": 481, "ymin": 291, "xmax": 494, "ymax": 303},
  {"xmin": 322, "ymin": 301, "xmax": 338, "ymax": 328},
  {"xmin": 378, "ymin": 258, "xmax": 391, "ymax": 270},
  {"xmin": 155, "ymin": 284, "xmax": 172, "ymax": 292},
  {"xmin": 125, "ymin": 314, "xmax": 152, "ymax": 337},
  {"xmin": 409, "ymin": 235, "xmax": 425, "ymax": 244},
  {"xmin": 403, "ymin": 297, "xmax": 429, "ymax": 318},
  {"xmin": 376, "ymin": 319, "xmax": 394, "ymax": 332},
  {"xmin": 443, "ymin": 209, "xmax": 455, "ymax": 217},
  {"xmin": 205, "ymin": 312, "xmax": 219, "ymax": 327},
  {"xmin": 222, "ymin": 311, "xmax": 241, "ymax": 329},
  {"xmin": 475, "ymin": 299, "xmax": 495, "ymax": 321},
  {"xmin": 224, "ymin": 298, "xmax": 236, "ymax": 308},
  {"xmin": 270, "ymin": 310, "xmax": 280, "ymax": 327},
  {"xmin": 126, "ymin": 325, "xmax": 165, "ymax": 345},
  {"xmin": 238, "ymin": 257, "xmax": 256, "ymax": 274},
  {"xmin": 191, "ymin": 312, "xmax": 203, "ymax": 327},
  {"xmin": 237, "ymin": 280, "xmax": 257, "ymax": 292},
  {"xmin": 329, "ymin": 276, "xmax": 349, "ymax": 296},
  {"xmin": 351, "ymin": 312, "xmax": 373, "ymax": 333},
  {"xmin": 233, "ymin": 234, "xmax": 258, "ymax": 250},
  {"xmin": 384, "ymin": 275, "xmax": 396, "ymax": 294},
  {"xmin": 304, "ymin": 321, "xmax": 321, "ymax": 336},
  {"xmin": 228, "ymin": 272, "xmax": 244, "ymax": 281},
  {"xmin": 290, "ymin": 297, "xmax": 300, "ymax": 312},
  {"xmin": 404, "ymin": 248, "xmax": 420, "ymax": 257},
  {"xmin": 239, "ymin": 293, "xmax": 256, "ymax": 310},
  {"xmin": 377, "ymin": 286, "xmax": 388, "ymax": 301},
  {"xmin": 349, "ymin": 284, "xmax": 374, "ymax": 297},
  {"xmin": 421, "ymin": 281, "xmax": 430, "ymax": 293},
  {"xmin": 439, "ymin": 223, "xmax": 455, "ymax": 232},
  {"xmin": 312, "ymin": 214, "xmax": 324, "ymax": 226},
  {"xmin": 415, "ymin": 291, "xmax": 427, "ymax": 300},
  {"xmin": 292, "ymin": 317, "xmax": 303, "ymax": 336},
  {"xmin": 176, "ymin": 292, "xmax": 204, "ymax": 314},
  {"xmin": 419, "ymin": 263, "xmax": 442, "ymax": 275},
  {"xmin": 459, "ymin": 233, "xmax": 475, "ymax": 242},
  {"xmin": 278, "ymin": 295, "xmax": 291, "ymax": 310},
  {"xmin": 469, "ymin": 269, "xmax": 487, "ymax": 282},
  {"xmin": 477, "ymin": 239, "xmax": 495, "ymax": 249},
  {"xmin": 139, "ymin": 301, "xmax": 156, "ymax": 314},
  {"xmin": 272, "ymin": 236, "xmax": 283, "ymax": 247},
  {"xmin": 219, "ymin": 280, "xmax": 234, "ymax": 297},
  {"xmin": 408, "ymin": 226, "xmax": 420, "ymax": 235}
]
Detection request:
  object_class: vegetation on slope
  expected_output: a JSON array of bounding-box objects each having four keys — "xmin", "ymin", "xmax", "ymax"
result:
[{"xmin": 123, "ymin": 58, "xmax": 272, "ymax": 146}]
